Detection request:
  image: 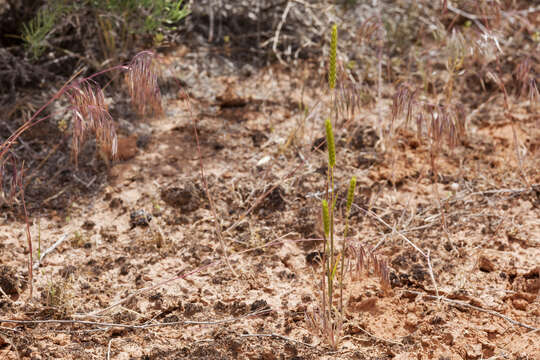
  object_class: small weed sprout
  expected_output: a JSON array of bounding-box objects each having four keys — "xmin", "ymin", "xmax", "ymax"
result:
[
  {"xmin": 21, "ymin": 1, "xmax": 190, "ymax": 62},
  {"xmin": 307, "ymin": 26, "xmax": 390, "ymax": 348},
  {"xmin": 309, "ymin": 118, "xmax": 390, "ymax": 349},
  {"xmin": 22, "ymin": 1, "xmax": 69, "ymax": 59},
  {"xmin": 44, "ymin": 277, "xmax": 73, "ymax": 315}
]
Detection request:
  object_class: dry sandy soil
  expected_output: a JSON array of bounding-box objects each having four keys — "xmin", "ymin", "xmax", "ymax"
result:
[{"xmin": 1, "ymin": 35, "xmax": 539, "ymax": 360}]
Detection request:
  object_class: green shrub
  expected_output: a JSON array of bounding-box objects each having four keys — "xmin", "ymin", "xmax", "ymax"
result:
[{"xmin": 21, "ymin": 0, "xmax": 190, "ymax": 60}]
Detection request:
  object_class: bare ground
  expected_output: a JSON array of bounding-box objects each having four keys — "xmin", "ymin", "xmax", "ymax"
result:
[{"xmin": 1, "ymin": 43, "xmax": 539, "ymax": 360}]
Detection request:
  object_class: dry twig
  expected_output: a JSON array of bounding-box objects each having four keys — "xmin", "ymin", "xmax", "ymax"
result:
[
  {"xmin": 404, "ymin": 290, "xmax": 539, "ymax": 332},
  {"xmin": 352, "ymin": 203, "xmax": 442, "ymax": 299},
  {"xmin": 183, "ymin": 91, "xmax": 237, "ymax": 277},
  {"xmin": 240, "ymin": 332, "xmax": 316, "ymax": 348},
  {"xmin": 0, "ymin": 309, "xmax": 270, "ymax": 331},
  {"xmin": 33, "ymin": 233, "xmax": 69, "ymax": 270}
]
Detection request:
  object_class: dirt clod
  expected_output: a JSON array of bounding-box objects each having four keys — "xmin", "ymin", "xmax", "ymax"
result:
[
  {"xmin": 305, "ymin": 251, "xmax": 322, "ymax": 265},
  {"xmin": 129, "ymin": 209, "xmax": 152, "ymax": 228},
  {"xmin": 160, "ymin": 183, "xmax": 201, "ymax": 212},
  {"xmin": 512, "ymin": 298, "xmax": 528, "ymax": 311},
  {"xmin": 81, "ymin": 220, "xmax": 95, "ymax": 230},
  {"xmin": 312, "ymin": 136, "xmax": 326, "ymax": 151},
  {"xmin": 0, "ymin": 265, "xmax": 19, "ymax": 299},
  {"xmin": 351, "ymin": 125, "xmax": 379, "ymax": 150},
  {"xmin": 411, "ymin": 264, "xmax": 427, "ymax": 282},
  {"xmin": 99, "ymin": 225, "xmax": 118, "ymax": 242},
  {"xmin": 184, "ymin": 302, "xmax": 203, "ymax": 317},
  {"xmin": 250, "ymin": 299, "xmax": 270, "ymax": 312},
  {"xmin": 478, "ymin": 255, "xmax": 495, "ymax": 272},
  {"xmin": 109, "ymin": 197, "xmax": 123, "ymax": 209},
  {"xmin": 257, "ymin": 185, "xmax": 286, "ymax": 213},
  {"xmin": 251, "ymin": 130, "xmax": 268, "ymax": 147},
  {"xmin": 116, "ymin": 135, "xmax": 138, "ymax": 161},
  {"xmin": 59, "ymin": 265, "xmax": 76, "ymax": 279}
]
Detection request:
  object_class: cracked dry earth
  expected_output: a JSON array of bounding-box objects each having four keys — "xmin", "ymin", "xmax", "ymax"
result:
[{"xmin": 0, "ymin": 46, "xmax": 539, "ymax": 359}]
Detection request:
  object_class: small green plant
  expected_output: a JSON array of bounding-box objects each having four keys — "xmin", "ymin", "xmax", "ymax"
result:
[
  {"xmin": 309, "ymin": 116, "xmax": 390, "ymax": 349},
  {"xmin": 44, "ymin": 277, "xmax": 73, "ymax": 313},
  {"xmin": 22, "ymin": 1, "xmax": 70, "ymax": 59},
  {"xmin": 315, "ymin": 119, "xmax": 358, "ymax": 349},
  {"xmin": 307, "ymin": 24, "xmax": 390, "ymax": 350},
  {"xmin": 93, "ymin": 0, "xmax": 190, "ymax": 33},
  {"xmin": 70, "ymin": 231, "xmax": 85, "ymax": 248}
]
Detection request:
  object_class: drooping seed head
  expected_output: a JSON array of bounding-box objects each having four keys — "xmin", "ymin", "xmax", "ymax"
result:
[
  {"xmin": 66, "ymin": 79, "xmax": 117, "ymax": 162},
  {"xmin": 391, "ymin": 83, "xmax": 417, "ymax": 127},
  {"xmin": 126, "ymin": 51, "xmax": 163, "ymax": 116}
]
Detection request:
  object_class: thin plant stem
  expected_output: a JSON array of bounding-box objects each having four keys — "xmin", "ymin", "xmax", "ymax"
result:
[
  {"xmin": 19, "ymin": 164, "xmax": 32, "ymax": 299},
  {"xmin": 0, "ymin": 60, "xmax": 128, "ymax": 162},
  {"xmin": 0, "ymin": 68, "xmax": 84, "ymax": 160},
  {"xmin": 182, "ymin": 91, "xmax": 237, "ymax": 277},
  {"xmin": 339, "ymin": 177, "xmax": 356, "ymax": 315},
  {"xmin": 328, "ymin": 166, "xmax": 335, "ymax": 307}
]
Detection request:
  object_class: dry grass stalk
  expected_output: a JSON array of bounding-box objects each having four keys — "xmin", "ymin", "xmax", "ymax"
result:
[
  {"xmin": 333, "ymin": 66, "xmax": 375, "ymax": 127},
  {"xmin": 391, "ymin": 83, "xmax": 465, "ymax": 158},
  {"xmin": 18, "ymin": 165, "xmax": 33, "ymax": 299},
  {"xmin": 487, "ymin": 59, "xmax": 538, "ymax": 187},
  {"xmin": 182, "ymin": 90, "xmax": 237, "ymax": 278},
  {"xmin": 514, "ymin": 58, "xmax": 539, "ymax": 105},
  {"xmin": 347, "ymin": 243, "xmax": 390, "ymax": 292},
  {"xmin": 0, "ymin": 51, "xmax": 162, "ymax": 301},
  {"xmin": 390, "ymin": 83, "xmax": 465, "ymax": 248},
  {"xmin": 0, "ymin": 157, "xmax": 17, "ymax": 205},
  {"xmin": 357, "ymin": 16, "xmax": 381, "ymax": 43}
]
